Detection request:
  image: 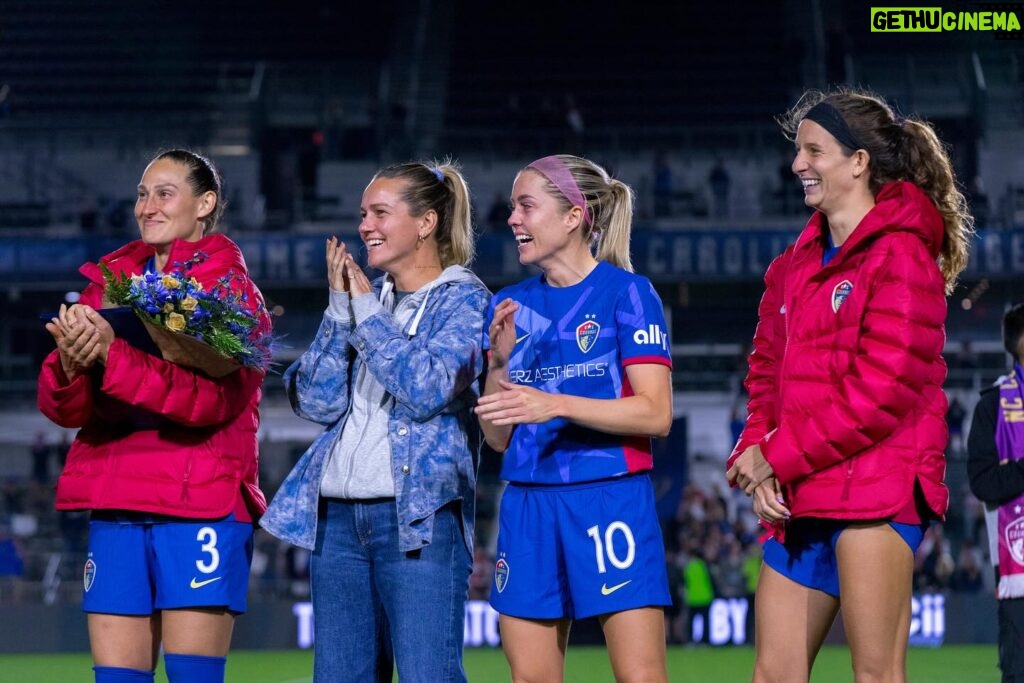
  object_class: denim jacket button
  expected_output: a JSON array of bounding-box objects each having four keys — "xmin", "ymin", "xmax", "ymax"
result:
[
  {"xmin": 401, "ymin": 465, "xmax": 411, "ymax": 475},
  {"xmin": 397, "ymin": 426, "xmax": 408, "ymax": 436}
]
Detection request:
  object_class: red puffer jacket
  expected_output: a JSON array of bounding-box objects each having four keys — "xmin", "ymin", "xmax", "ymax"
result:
[
  {"xmin": 728, "ymin": 181, "xmax": 949, "ymax": 523},
  {"xmin": 38, "ymin": 234, "xmax": 270, "ymax": 522}
]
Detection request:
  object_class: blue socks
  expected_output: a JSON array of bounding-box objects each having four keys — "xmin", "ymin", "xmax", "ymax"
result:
[
  {"xmin": 93, "ymin": 666, "xmax": 155, "ymax": 682},
  {"xmin": 163, "ymin": 653, "xmax": 227, "ymax": 683}
]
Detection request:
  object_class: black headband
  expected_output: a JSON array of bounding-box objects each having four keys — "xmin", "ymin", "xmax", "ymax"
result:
[{"xmin": 803, "ymin": 101, "xmax": 865, "ymax": 152}]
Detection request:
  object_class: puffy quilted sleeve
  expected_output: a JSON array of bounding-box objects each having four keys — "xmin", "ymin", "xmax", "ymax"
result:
[
  {"xmin": 727, "ymin": 252, "xmax": 786, "ymax": 470},
  {"xmin": 36, "ymin": 280, "xmax": 106, "ymax": 427},
  {"xmin": 99, "ymin": 339, "xmax": 265, "ymax": 427},
  {"xmin": 38, "ymin": 350, "xmax": 95, "ymax": 427},
  {"xmin": 762, "ymin": 234, "xmax": 946, "ymax": 484}
]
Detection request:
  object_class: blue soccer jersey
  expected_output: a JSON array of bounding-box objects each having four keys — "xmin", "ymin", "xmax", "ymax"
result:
[{"xmin": 484, "ymin": 261, "xmax": 672, "ymax": 484}]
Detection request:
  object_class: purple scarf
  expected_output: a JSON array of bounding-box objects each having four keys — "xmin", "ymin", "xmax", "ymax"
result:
[{"xmin": 995, "ymin": 363, "xmax": 1024, "ymax": 598}]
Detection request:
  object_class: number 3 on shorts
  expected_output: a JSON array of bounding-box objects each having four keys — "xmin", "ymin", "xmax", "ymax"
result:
[
  {"xmin": 586, "ymin": 521, "xmax": 636, "ymax": 574},
  {"xmin": 196, "ymin": 526, "xmax": 220, "ymax": 574}
]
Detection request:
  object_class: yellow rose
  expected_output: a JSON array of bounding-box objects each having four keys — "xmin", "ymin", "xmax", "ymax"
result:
[
  {"xmin": 181, "ymin": 296, "xmax": 199, "ymax": 312},
  {"xmin": 188, "ymin": 277, "xmax": 203, "ymax": 291},
  {"xmin": 163, "ymin": 303, "xmax": 174, "ymax": 313},
  {"xmin": 166, "ymin": 312, "xmax": 187, "ymax": 332},
  {"xmin": 162, "ymin": 275, "xmax": 180, "ymax": 289}
]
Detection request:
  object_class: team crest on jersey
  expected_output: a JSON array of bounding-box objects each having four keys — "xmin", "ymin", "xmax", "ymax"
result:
[
  {"xmin": 83, "ymin": 558, "xmax": 96, "ymax": 592},
  {"xmin": 1006, "ymin": 514, "xmax": 1024, "ymax": 565},
  {"xmin": 576, "ymin": 315, "xmax": 600, "ymax": 354},
  {"xmin": 494, "ymin": 558, "xmax": 510, "ymax": 593},
  {"xmin": 831, "ymin": 280, "xmax": 853, "ymax": 313}
]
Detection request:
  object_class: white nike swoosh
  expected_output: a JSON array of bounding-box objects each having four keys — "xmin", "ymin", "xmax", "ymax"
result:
[
  {"xmin": 190, "ymin": 576, "xmax": 222, "ymax": 589},
  {"xmin": 601, "ymin": 580, "xmax": 631, "ymax": 595},
  {"xmin": 515, "ymin": 333, "xmax": 530, "ymax": 344}
]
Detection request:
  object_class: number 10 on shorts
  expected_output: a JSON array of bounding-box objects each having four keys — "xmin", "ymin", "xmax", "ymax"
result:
[{"xmin": 586, "ymin": 521, "xmax": 636, "ymax": 573}]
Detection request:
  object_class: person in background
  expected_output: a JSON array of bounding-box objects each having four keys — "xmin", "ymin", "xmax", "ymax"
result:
[
  {"xmin": 261, "ymin": 161, "xmax": 489, "ymax": 683},
  {"xmin": 727, "ymin": 88, "xmax": 974, "ymax": 683},
  {"xmin": 476, "ymin": 154, "xmax": 673, "ymax": 682},
  {"xmin": 968, "ymin": 303, "xmax": 1024, "ymax": 683},
  {"xmin": 38, "ymin": 149, "xmax": 271, "ymax": 683}
]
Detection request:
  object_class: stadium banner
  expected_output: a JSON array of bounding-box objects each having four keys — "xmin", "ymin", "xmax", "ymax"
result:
[{"xmin": 1, "ymin": 230, "xmax": 1021, "ymax": 285}]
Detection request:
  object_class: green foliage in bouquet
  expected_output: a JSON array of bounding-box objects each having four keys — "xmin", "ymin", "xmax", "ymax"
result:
[{"xmin": 99, "ymin": 252, "xmax": 271, "ymax": 372}]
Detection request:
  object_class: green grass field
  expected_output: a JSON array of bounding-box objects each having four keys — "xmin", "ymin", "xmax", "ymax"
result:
[{"xmin": 0, "ymin": 645, "xmax": 1001, "ymax": 682}]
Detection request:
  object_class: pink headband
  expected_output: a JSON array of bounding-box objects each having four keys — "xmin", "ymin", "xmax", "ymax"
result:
[{"xmin": 527, "ymin": 155, "xmax": 592, "ymax": 227}]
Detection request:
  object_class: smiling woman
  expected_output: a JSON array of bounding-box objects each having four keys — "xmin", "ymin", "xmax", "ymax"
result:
[
  {"xmin": 260, "ymin": 160, "xmax": 490, "ymax": 683},
  {"xmin": 477, "ymin": 154, "xmax": 674, "ymax": 683},
  {"xmin": 37, "ymin": 148, "xmax": 271, "ymax": 683},
  {"xmin": 726, "ymin": 88, "xmax": 975, "ymax": 683}
]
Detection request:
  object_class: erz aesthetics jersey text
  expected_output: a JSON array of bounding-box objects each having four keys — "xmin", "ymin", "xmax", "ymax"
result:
[{"xmin": 485, "ymin": 261, "xmax": 672, "ymax": 484}]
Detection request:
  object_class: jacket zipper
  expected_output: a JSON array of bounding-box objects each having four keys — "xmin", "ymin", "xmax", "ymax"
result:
[
  {"xmin": 181, "ymin": 456, "xmax": 193, "ymax": 503},
  {"xmin": 841, "ymin": 460, "xmax": 853, "ymax": 501}
]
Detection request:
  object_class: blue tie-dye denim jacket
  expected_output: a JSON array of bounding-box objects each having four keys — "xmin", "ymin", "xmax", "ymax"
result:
[{"xmin": 261, "ymin": 266, "xmax": 490, "ymax": 553}]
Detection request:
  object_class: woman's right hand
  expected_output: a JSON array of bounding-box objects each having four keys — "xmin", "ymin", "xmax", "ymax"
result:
[
  {"xmin": 487, "ymin": 298, "xmax": 519, "ymax": 370},
  {"xmin": 326, "ymin": 236, "xmax": 350, "ymax": 292}
]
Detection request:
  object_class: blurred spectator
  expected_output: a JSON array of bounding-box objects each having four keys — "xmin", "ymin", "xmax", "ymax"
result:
[
  {"xmin": 503, "ymin": 93, "xmax": 525, "ymax": 155},
  {"xmin": 30, "ymin": 431, "xmax": 50, "ymax": 485},
  {"xmin": 0, "ymin": 83, "xmax": 10, "ymax": 118},
  {"xmin": 0, "ymin": 523, "xmax": 24, "ymax": 603},
  {"xmin": 485, "ymin": 191, "xmax": 511, "ymax": 232},
  {"xmin": 665, "ymin": 551, "xmax": 685, "ymax": 643},
  {"xmin": 54, "ymin": 432, "xmax": 70, "ymax": 469},
  {"xmin": 563, "ymin": 94, "xmax": 585, "ymax": 155},
  {"xmin": 969, "ymin": 176, "xmax": 990, "ymax": 228},
  {"xmin": 284, "ymin": 545, "xmax": 311, "ymax": 598},
  {"xmin": 78, "ymin": 195, "xmax": 99, "ymax": 234},
  {"xmin": 708, "ymin": 159, "xmax": 731, "ymax": 219},
  {"xmin": 653, "ymin": 151, "xmax": 674, "ymax": 218},
  {"xmin": 947, "ymin": 394, "xmax": 967, "ymax": 453},
  {"xmin": 916, "ymin": 524, "xmax": 955, "ymax": 591},
  {"xmin": 469, "ymin": 547, "xmax": 493, "ymax": 600},
  {"xmin": 742, "ymin": 543, "xmax": 761, "ymax": 596},
  {"xmin": 953, "ymin": 339, "xmax": 979, "ymax": 373},
  {"xmin": 58, "ymin": 509, "xmax": 89, "ymax": 578},
  {"xmin": 2, "ymin": 478, "xmax": 26, "ymax": 517},
  {"xmin": 952, "ymin": 539, "xmax": 985, "ymax": 592},
  {"xmin": 710, "ymin": 538, "xmax": 748, "ymax": 598},
  {"xmin": 683, "ymin": 548, "xmax": 715, "ymax": 643}
]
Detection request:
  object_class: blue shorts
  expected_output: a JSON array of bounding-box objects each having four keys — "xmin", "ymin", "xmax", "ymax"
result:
[
  {"xmin": 83, "ymin": 512, "xmax": 254, "ymax": 615},
  {"xmin": 490, "ymin": 474, "xmax": 671, "ymax": 620},
  {"xmin": 763, "ymin": 518, "xmax": 927, "ymax": 598}
]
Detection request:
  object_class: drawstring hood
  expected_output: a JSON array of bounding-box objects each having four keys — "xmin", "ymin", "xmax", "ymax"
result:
[{"xmin": 379, "ymin": 265, "xmax": 484, "ymax": 337}]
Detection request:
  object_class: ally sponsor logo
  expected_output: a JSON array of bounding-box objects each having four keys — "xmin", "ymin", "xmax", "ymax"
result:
[{"xmin": 871, "ymin": 5, "xmax": 1022, "ymax": 36}]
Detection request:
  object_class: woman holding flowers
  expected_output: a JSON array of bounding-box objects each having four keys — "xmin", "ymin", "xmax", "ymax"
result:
[
  {"xmin": 261, "ymin": 161, "xmax": 489, "ymax": 683},
  {"xmin": 38, "ymin": 149, "xmax": 271, "ymax": 683}
]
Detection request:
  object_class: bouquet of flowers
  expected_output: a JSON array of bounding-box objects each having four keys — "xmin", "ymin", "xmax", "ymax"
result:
[{"xmin": 100, "ymin": 253, "xmax": 271, "ymax": 377}]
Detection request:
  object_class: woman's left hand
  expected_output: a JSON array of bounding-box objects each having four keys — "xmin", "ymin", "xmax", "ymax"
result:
[
  {"xmin": 475, "ymin": 378, "xmax": 561, "ymax": 426},
  {"xmin": 77, "ymin": 305, "xmax": 115, "ymax": 362},
  {"xmin": 346, "ymin": 257, "xmax": 373, "ymax": 298},
  {"xmin": 726, "ymin": 443, "xmax": 775, "ymax": 495}
]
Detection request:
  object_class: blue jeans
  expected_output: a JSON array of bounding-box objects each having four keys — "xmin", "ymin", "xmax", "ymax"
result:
[{"xmin": 311, "ymin": 498, "xmax": 471, "ymax": 683}]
